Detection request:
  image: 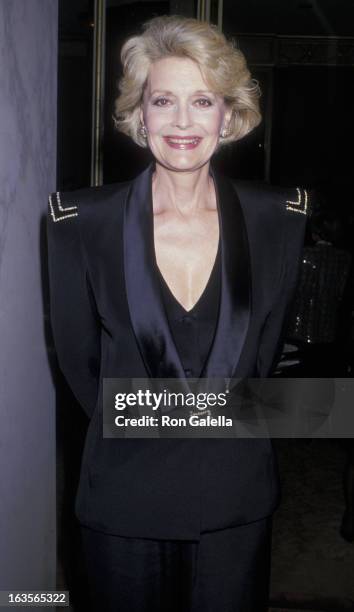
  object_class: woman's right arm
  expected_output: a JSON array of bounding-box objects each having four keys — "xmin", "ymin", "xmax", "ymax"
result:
[{"xmin": 47, "ymin": 192, "xmax": 101, "ymax": 419}]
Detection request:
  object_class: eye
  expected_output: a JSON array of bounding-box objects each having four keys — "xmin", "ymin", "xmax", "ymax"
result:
[
  {"xmin": 194, "ymin": 98, "xmax": 213, "ymax": 107},
  {"xmin": 152, "ymin": 97, "xmax": 171, "ymax": 107}
]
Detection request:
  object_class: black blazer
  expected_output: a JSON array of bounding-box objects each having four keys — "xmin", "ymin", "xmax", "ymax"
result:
[{"xmin": 47, "ymin": 162, "xmax": 308, "ymax": 540}]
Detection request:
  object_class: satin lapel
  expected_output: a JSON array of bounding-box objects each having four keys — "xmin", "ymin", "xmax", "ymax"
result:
[
  {"xmin": 201, "ymin": 167, "xmax": 251, "ymax": 379},
  {"xmin": 123, "ymin": 163, "xmax": 189, "ymax": 386}
]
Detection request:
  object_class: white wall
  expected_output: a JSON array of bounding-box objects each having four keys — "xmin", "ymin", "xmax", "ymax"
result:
[{"xmin": 0, "ymin": 0, "xmax": 58, "ymax": 604}]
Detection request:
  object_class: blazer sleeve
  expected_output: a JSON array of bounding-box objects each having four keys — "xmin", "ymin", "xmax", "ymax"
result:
[
  {"xmin": 256, "ymin": 189, "xmax": 308, "ymax": 378},
  {"xmin": 47, "ymin": 192, "xmax": 101, "ymax": 419}
]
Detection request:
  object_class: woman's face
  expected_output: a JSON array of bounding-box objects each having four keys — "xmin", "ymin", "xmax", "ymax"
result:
[{"xmin": 141, "ymin": 56, "xmax": 231, "ymax": 173}]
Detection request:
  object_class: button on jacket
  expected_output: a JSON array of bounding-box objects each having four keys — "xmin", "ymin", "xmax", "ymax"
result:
[{"xmin": 47, "ymin": 162, "xmax": 308, "ymax": 540}]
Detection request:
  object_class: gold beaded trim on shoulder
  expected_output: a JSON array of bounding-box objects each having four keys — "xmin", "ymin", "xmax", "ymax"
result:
[
  {"xmin": 48, "ymin": 192, "xmax": 78, "ymax": 222},
  {"xmin": 285, "ymin": 187, "xmax": 308, "ymax": 215}
]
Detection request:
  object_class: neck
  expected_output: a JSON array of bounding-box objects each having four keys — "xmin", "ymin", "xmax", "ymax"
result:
[{"xmin": 152, "ymin": 161, "xmax": 215, "ymax": 215}]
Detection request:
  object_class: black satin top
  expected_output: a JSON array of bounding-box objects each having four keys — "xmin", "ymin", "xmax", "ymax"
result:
[{"xmin": 157, "ymin": 241, "xmax": 221, "ymax": 378}]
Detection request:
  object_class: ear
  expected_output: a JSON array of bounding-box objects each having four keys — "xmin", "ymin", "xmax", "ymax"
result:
[
  {"xmin": 139, "ymin": 106, "xmax": 144, "ymax": 125},
  {"xmin": 224, "ymin": 105, "xmax": 233, "ymax": 128}
]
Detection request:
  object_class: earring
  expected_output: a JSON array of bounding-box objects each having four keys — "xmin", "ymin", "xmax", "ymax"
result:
[
  {"xmin": 139, "ymin": 123, "xmax": 147, "ymax": 138},
  {"xmin": 220, "ymin": 126, "xmax": 229, "ymax": 139}
]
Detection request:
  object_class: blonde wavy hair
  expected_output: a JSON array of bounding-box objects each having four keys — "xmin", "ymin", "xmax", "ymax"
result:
[{"xmin": 113, "ymin": 15, "xmax": 261, "ymax": 147}]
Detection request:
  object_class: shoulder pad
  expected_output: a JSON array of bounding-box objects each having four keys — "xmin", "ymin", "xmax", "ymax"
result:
[
  {"xmin": 48, "ymin": 191, "xmax": 78, "ymax": 222},
  {"xmin": 285, "ymin": 187, "xmax": 309, "ymax": 216}
]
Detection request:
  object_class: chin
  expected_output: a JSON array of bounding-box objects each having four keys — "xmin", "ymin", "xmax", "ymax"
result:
[{"xmin": 160, "ymin": 155, "xmax": 210, "ymax": 173}]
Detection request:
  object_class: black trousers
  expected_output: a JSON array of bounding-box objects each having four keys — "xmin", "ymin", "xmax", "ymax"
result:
[{"xmin": 80, "ymin": 516, "xmax": 272, "ymax": 612}]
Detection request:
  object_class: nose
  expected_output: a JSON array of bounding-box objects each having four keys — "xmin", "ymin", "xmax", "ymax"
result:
[{"xmin": 173, "ymin": 102, "xmax": 192, "ymax": 130}]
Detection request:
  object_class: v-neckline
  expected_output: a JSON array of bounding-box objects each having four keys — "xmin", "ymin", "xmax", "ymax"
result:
[
  {"xmin": 153, "ymin": 171, "xmax": 221, "ymax": 314},
  {"xmin": 122, "ymin": 161, "xmax": 251, "ymax": 381},
  {"xmin": 157, "ymin": 238, "xmax": 221, "ymax": 314}
]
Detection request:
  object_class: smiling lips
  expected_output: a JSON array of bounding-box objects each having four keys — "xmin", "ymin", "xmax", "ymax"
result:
[{"xmin": 163, "ymin": 136, "xmax": 202, "ymax": 149}]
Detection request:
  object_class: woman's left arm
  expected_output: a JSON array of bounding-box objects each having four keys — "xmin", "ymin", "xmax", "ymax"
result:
[{"xmin": 256, "ymin": 189, "xmax": 308, "ymax": 378}]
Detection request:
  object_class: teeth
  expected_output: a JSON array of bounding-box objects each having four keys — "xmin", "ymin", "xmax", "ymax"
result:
[{"xmin": 167, "ymin": 138, "xmax": 199, "ymax": 144}]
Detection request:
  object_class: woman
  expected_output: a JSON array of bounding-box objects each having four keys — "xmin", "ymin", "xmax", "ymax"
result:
[{"xmin": 47, "ymin": 15, "xmax": 308, "ymax": 612}]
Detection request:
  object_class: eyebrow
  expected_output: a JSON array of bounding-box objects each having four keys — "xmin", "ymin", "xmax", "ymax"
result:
[{"xmin": 149, "ymin": 89, "xmax": 215, "ymax": 96}]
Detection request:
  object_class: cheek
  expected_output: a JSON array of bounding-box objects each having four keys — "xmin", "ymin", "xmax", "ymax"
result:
[
  {"xmin": 198, "ymin": 110, "xmax": 225, "ymax": 135},
  {"xmin": 144, "ymin": 110, "xmax": 168, "ymax": 134},
  {"xmin": 143, "ymin": 106, "xmax": 226, "ymax": 138}
]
